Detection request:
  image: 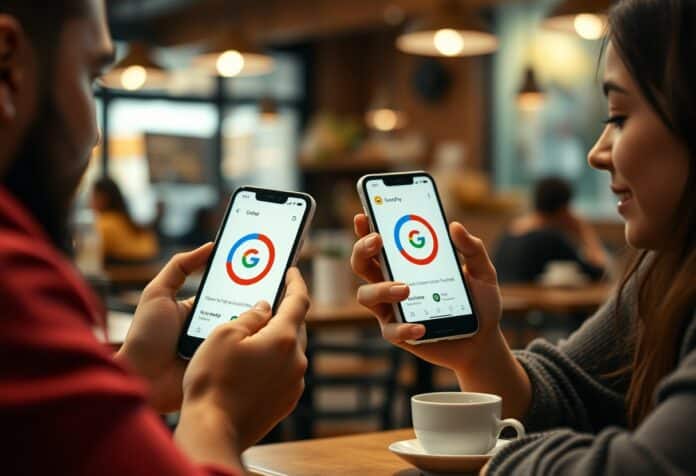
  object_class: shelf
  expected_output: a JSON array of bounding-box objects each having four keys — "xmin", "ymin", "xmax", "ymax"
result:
[{"xmin": 299, "ymin": 154, "xmax": 423, "ymax": 173}]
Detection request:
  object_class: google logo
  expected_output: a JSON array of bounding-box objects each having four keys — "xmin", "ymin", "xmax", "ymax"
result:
[
  {"xmin": 226, "ymin": 233, "xmax": 275, "ymax": 285},
  {"xmin": 408, "ymin": 230, "xmax": 426, "ymax": 248},
  {"xmin": 394, "ymin": 214, "xmax": 438, "ymax": 265},
  {"xmin": 242, "ymin": 249, "xmax": 260, "ymax": 268}
]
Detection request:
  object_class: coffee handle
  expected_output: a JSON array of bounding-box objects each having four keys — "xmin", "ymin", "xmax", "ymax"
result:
[{"xmin": 496, "ymin": 418, "xmax": 526, "ymax": 440}]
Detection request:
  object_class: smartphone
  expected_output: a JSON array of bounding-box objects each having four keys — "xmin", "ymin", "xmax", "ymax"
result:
[
  {"xmin": 357, "ymin": 171, "xmax": 478, "ymax": 344},
  {"xmin": 177, "ymin": 186, "xmax": 316, "ymax": 359}
]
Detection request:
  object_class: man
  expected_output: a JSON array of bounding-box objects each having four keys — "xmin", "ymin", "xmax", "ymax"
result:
[
  {"xmin": 493, "ymin": 177, "xmax": 608, "ymax": 283},
  {"xmin": 0, "ymin": 2, "xmax": 309, "ymax": 474}
]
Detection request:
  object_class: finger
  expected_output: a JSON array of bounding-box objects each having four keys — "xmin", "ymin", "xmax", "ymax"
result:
[
  {"xmin": 266, "ymin": 268, "xmax": 311, "ymax": 332},
  {"xmin": 176, "ymin": 296, "xmax": 197, "ymax": 320},
  {"xmin": 228, "ymin": 301, "xmax": 273, "ymax": 339},
  {"xmin": 357, "ymin": 282, "xmax": 409, "ymax": 308},
  {"xmin": 353, "ymin": 213, "xmax": 371, "ymax": 238},
  {"xmin": 144, "ymin": 243, "xmax": 213, "ymax": 299},
  {"xmin": 449, "ymin": 222, "xmax": 497, "ymax": 285},
  {"xmin": 381, "ymin": 322, "xmax": 426, "ymax": 344},
  {"xmin": 350, "ymin": 233, "xmax": 384, "ymax": 283}
]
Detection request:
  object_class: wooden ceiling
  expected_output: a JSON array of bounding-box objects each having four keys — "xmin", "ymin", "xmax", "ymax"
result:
[{"xmin": 109, "ymin": 0, "xmax": 516, "ymax": 46}]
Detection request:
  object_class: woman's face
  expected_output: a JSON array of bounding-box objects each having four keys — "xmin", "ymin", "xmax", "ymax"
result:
[{"xmin": 588, "ymin": 42, "xmax": 690, "ymax": 250}]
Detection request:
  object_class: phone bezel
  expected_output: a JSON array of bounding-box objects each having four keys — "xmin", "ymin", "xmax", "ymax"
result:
[
  {"xmin": 177, "ymin": 186, "xmax": 314, "ymax": 359},
  {"xmin": 359, "ymin": 171, "xmax": 479, "ymax": 342}
]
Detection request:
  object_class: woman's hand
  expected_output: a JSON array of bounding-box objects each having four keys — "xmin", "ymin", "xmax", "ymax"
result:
[
  {"xmin": 115, "ymin": 243, "xmax": 213, "ymax": 413},
  {"xmin": 350, "ymin": 214, "xmax": 502, "ymax": 373}
]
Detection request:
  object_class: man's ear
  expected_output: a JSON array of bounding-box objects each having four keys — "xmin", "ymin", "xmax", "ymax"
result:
[{"xmin": 0, "ymin": 15, "xmax": 24, "ymax": 123}]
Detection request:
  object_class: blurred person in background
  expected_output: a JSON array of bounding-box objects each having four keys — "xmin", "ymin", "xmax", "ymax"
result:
[
  {"xmin": 0, "ymin": 1, "xmax": 309, "ymax": 475},
  {"xmin": 493, "ymin": 176, "xmax": 608, "ymax": 283},
  {"xmin": 91, "ymin": 177, "xmax": 159, "ymax": 264},
  {"xmin": 351, "ymin": 0, "xmax": 696, "ymax": 474}
]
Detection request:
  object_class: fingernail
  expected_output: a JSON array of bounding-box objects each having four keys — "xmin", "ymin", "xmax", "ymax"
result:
[
  {"xmin": 254, "ymin": 301, "xmax": 271, "ymax": 312},
  {"xmin": 411, "ymin": 325, "xmax": 425, "ymax": 338},
  {"xmin": 365, "ymin": 234, "xmax": 380, "ymax": 252},
  {"xmin": 389, "ymin": 284, "xmax": 409, "ymax": 297}
]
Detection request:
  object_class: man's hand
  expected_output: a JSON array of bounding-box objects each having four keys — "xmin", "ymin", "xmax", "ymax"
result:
[
  {"xmin": 176, "ymin": 268, "xmax": 309, "ymax": 469},
  {"xmin": 115, "ymin": 243, "xmax": 213, "ymax": 413}
]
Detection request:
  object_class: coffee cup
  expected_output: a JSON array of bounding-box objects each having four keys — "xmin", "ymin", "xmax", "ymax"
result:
[
  {"xmin": 411, "ymin": 392, "xmax": 525, "ymax": 455},
  {"xmin": 540, "ymin": 260, "xmax": 588, "ymax": 287}
]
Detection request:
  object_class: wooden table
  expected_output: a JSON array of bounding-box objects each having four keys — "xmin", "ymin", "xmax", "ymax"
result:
[
  {"xmin": 243, "ymin": 429, "xmax": 421, "ymax": 476},
  {"xmin": 500, "ymin": 283, "xmax": 613, "ymax": 315},
  {"xmin": 106, "ymin": 284, "xmax": 613, "ymax": 345}
]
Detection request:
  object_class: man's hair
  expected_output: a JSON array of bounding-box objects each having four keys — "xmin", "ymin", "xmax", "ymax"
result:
[
  {"xmin": 0, "ymin": 2, "xmax": 88, "ymax": 72},
  {"xmin": 533, "ymin": 177, "xmax": 573, "ymax": 215}
]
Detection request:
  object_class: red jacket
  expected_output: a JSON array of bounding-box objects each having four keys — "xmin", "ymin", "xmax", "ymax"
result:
[{"xmin": 0, "ymin": 186, "xmax": 236, "ymax": 476}]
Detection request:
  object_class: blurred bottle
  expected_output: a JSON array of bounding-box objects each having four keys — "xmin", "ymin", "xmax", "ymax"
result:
[{"xmin": 73, "ymin": 209, "xmax": 103, "ymax": 277}]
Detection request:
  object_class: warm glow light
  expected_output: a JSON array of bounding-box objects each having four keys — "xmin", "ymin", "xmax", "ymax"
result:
[
  {"xmin": 433, "ymin": 29, "xmax": 465, "ymax": 56},
  {"xmin": 216, "ymin": 50, "xmax": 245, "ymax": 77},
  {"xmin": 518, "ymin": 92, "xmax": 545, "ymax": 112},
  {"xmin": 120, "ymin": 65, "xmax": 147, "ymax": 91},
  {"xmin": 574, "ymin": 14, "xmax": 604, "ymax": 40},
  {"xmin": 372, "ymin": 109, "xmax": 399, "ymax": 131}
]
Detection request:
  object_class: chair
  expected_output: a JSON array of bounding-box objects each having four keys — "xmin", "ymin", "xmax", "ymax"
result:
[{"xmin": 293, "ymin": 330, "xmax": 402, "ymax": 439}]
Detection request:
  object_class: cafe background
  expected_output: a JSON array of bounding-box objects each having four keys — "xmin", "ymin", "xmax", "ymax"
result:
[{"xmin": 78, "ymin": 0, "xmax": 623, "ymax": 440}]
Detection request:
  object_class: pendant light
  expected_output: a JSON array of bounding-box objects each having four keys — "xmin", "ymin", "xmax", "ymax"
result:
[
  {"xmin": 366, "ymin": 32, "xmax": 407, "ymax": 133},
  {"xmin": 517, "ymin": 67, "xmax": 544, "ymax": 112},
  {"xmin": 101, "ymin": 42, "xmax": 168, "ymax": 91},
  {"xmin": 193, "ymin": 31, "xmax": 274, "ymax": 78},
  {"xmin": 542, "ymin": 0, "xmax": 611, "ymax": 40},
  {"xmin": 396, "ymin": 0, "xmax": 498, "ymax": 57}
]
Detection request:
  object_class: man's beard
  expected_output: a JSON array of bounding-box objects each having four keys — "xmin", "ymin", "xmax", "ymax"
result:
[{"xmin": 4, "ymin": 96, "xmax": 88, "ymax": 255}]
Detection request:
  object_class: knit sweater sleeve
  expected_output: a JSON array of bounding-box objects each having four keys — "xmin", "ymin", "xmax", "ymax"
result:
[
  {"xmin": 512, "ymin": 288, "xmax": 633, "ymax": 434},
  {"xmin": 487, "ymin": 328, "xmax": 696, "ymax": 476}
]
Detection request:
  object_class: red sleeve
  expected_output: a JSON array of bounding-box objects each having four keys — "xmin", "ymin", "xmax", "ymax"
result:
[{"xmin": 0, "ymin": 230, "xmax": 240, "ymax": 476}]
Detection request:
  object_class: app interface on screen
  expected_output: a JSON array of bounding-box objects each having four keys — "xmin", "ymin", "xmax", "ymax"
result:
[
  {"xmin": 366, "ymin": 177, "xmax": 473, "ymax": 323},
  {"xmin": 187, "ymin": 192, "xmax": 307, "ymax": 339}
]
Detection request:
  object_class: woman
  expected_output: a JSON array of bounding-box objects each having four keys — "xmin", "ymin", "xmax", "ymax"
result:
[
  {"xmin": 91, "ymin": 177, "xmax": 159, "ymax": 264},
  {"xmin": 350, "ymin": 0, "xmax": 695, "ymax": 474}
]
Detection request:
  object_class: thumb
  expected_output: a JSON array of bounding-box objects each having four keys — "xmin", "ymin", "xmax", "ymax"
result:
[{"xmin": 230, "ymin": 301, "xmax": 273, "ymax": 339}]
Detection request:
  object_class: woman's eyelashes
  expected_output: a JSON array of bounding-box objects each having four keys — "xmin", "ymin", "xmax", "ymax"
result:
[{"xmin": 603, "ymin": 115, "xmax": 627, "ymax": 128}]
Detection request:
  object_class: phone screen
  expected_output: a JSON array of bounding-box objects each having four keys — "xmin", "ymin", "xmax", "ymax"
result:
[
  {"xmin": 364, "ymin": 175, "xmax": 474, "ymax": 324},
  {"xmin": 185, "ymin": 190, "xmax": 309, "ymax": 340}
]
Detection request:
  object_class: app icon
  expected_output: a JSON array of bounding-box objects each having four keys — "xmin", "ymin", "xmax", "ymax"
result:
[
  {"xmin": 374, "ymin": 195, "xmax": 384, "ymax": 205},
  {"xmin": 432, "ymin": 293, "xmax": 441, "ymax": 302},
  {"xmin": 226, "ymin": 233, "xmax": 276, "ymax": 285},
  {"xmin": 394, "ymin": 214, "xmax": 439, "ymax": 265}
]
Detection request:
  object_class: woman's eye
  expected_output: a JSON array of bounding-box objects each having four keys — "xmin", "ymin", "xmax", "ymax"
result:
[{"xmin": 603, "ymin": 115, "xmax": 627, "ymax": 128}]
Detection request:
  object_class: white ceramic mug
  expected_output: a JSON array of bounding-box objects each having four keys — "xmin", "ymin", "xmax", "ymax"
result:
[{"xmin": 411, "ymin": 392, "xmax": 526, "ymax": 455}]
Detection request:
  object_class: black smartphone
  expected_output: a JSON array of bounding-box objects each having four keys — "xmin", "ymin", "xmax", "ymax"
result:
[
  {"xmin": 357, "ymin": 171, "xmax": 479, "ymax": 343},
  {"xmin": 177, "ymin": 186, "xmax": 316, "ymax": 359}
]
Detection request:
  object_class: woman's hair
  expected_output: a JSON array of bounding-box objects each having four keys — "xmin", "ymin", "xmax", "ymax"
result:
[
  {"xmin": 607, "ymin": 0, "xmax": 696, "ymax": 427},
  {"xmin": 93, "ymin": 178, "xmax": 144, "ymax": 232}
]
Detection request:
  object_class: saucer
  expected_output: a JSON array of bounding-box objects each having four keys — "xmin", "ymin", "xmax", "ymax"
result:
[{"xmin": 388, "ymin": 438, "xmax": 510, "ymax": 474}]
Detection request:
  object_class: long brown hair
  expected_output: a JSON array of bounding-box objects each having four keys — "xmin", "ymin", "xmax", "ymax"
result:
[{"xmin": 606, "ymin": 0, "xmax": 696, "ymax": 427}]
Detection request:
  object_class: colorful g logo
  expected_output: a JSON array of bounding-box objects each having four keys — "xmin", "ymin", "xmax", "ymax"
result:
[
  {"xmin": 242, "ymin": 249, "xmax": 260, "ymax": 268},
  {"xmin": 408, "ymin": 230, "xmax": 426, "ymax": 249},
  {"xmin": 226, "ymin": 233, "xmax": 275, "ymax": 285},
  {"xmin": 394, "ymin": 214, "xmax": 438, "ymax": 265}
]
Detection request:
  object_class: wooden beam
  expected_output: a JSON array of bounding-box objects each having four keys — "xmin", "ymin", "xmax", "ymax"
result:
[{"xmin": 148, "ymin": 0, "xmax": 511, "ymax": 46}]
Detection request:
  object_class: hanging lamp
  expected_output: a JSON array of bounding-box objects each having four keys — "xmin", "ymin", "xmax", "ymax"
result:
[
  {"xmin": 542, "ymin": 0, "xmax": 611, "ymax": 40},
  {"xmin": 101, "ymin": 42, "xmax": 168, "ymax": 91},
  {"xmin": 396, "ymin": 0, "xmax": 498, "ymax": 57},
  {"xmin": 193, "ymin": 30, "xmax": 274, "ymax": 78}
]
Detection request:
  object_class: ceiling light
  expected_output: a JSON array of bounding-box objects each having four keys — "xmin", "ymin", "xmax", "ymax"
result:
[
  {"xmin": 101, "ymin": 43, "xmax": 168, "ymax": 91},
  {"xmin": 542, "ymin": 0, "xmax": 610, "ymax": 39},
  {"xmin": 396, "ymin": 1, "xmax": 497, "ymax": 57},
  {"xmin": 194, "ymin": 31, "xmax": 274, "ymax": 77}
]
